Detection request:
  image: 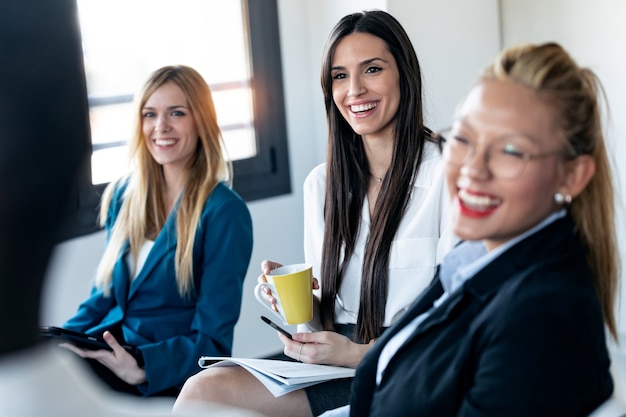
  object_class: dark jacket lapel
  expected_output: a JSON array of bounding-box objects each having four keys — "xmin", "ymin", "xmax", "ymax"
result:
[
  {"xmin": 407, "ymin": 214, "xmax": 576, "ymax": 342},
  {"xmin": 111, "ymin": 240, "xmax": 131, "ymax": 310},
  {"xmin": 351, "ymin": 214, "xmax": 580, "ymax": 417}
]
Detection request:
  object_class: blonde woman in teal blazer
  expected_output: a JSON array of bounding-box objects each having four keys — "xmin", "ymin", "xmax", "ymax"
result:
[{"xmin": 61, "ymin": 66, "xmax": 253, "ymax": 397}]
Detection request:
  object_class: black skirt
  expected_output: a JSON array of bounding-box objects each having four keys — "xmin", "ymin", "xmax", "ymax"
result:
[{"xmin": 305, "ymin": 323, "xmax": 355, "ymax": 416}]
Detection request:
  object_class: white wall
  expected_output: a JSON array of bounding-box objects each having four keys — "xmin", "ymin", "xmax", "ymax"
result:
[
  {"xmin": 500, "ymin": 0, "xmax": 626, "ymax": 342},
  {"xmin": 387, "ymin": 0, "xmax": 500, "ymax": 130},
  {"xmin": 41, "ymin": 0, "xmax": 500, "ymax": 358}
]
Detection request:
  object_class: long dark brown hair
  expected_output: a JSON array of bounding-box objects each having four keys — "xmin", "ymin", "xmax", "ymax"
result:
[{"xmin": 319, "ymin": 10, "xmax": 429, "ymax": 342}]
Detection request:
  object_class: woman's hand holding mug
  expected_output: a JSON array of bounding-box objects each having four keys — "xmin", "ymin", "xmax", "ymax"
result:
[
  {"xmin": 257, "ymin": 260, "xmax": 283, "ymax": 313},
  {"xmin": 254, "ymin": 261, "xmax": 314, "ymax": 325}
]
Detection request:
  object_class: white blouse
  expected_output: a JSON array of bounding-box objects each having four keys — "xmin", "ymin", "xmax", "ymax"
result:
[
  {"xmin": 125, "ymin": 239, "xmax": 155, "ymax": 280},
  {"xmin": 302, "ymin": 141, "xmax": 456, "ymax": 330}
]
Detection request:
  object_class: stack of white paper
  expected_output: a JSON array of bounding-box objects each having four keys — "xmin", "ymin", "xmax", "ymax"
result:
[{"xmin": 198, "ymin": 357, "xmax": 355, "ymax": 397}]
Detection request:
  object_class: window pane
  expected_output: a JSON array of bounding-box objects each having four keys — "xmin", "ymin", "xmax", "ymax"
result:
[
  {"xmin": 89, "ymin": 103, "xmax": 133, "ymax": 147},
  {"xmin": 92, "ymin": 147, "xmax": 129, "ymax": 185},
  {"xmin": 77, "ymin": 0, "xmax": 257, "ymax": 185}
]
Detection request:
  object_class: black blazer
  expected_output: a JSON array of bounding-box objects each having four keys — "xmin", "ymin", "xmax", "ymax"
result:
[{"xmin": 350, "ymin": 215, "xmax": 612, "ymax": 417}]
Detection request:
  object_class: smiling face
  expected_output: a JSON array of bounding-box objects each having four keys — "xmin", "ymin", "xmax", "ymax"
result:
[
  {"xmin": 142, "ymin": 82, "xmax": 199, "ymax": 174},
  {"xmin": 445, "ymin": 80, "xmax": 569, "ymax": 251},
  {"xmin": 330, "ymin": 32, "xmax": 401, "ymax": 140}
]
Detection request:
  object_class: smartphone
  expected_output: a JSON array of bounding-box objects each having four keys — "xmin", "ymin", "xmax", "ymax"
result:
[{"xmin": 260, "ymin": 315, "xmax": 293, "ymax": 340}]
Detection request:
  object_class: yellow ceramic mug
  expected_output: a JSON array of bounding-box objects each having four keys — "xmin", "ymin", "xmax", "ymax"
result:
[{"xmin": 254, "ymin": 263, "xmax": 313, "ymax": 325}]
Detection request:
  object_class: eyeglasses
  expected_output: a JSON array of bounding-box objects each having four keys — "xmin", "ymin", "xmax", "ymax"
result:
[{"xmin": 436, "ymin": 129, "xmax": 573, "ymax": 180}]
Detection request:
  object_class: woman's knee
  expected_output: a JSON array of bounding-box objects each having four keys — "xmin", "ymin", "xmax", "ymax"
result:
[{"xmin": 179, "ymin": 367, "xmax": 241, "ymax": 402}]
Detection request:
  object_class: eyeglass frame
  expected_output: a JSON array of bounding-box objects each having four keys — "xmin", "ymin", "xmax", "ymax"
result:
[{"xmin": 434, "ymin": 128, "xmax": 578, "ymax": 180}]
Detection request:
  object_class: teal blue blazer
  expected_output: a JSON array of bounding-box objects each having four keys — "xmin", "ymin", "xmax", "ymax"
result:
[{"xmin": 64, "ymin": 181, "xmax": 253, "ymax": 395}]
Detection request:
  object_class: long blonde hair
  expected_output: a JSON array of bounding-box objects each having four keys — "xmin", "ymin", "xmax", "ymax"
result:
[
  {"xmin": 483, "ymin": 43, "xmax": 619, "ymax": 339},
  {"xmin": 95, "ymin": 65, "xmax": 231, "ymax": 297}
]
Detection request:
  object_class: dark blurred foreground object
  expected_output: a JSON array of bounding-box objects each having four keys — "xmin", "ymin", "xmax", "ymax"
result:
[
  {"xmin": 0, "ymin": 1, "xmax": 260, "ymax": 416},
  {"xmin": 0, "ymin": 0, "xmax": 89, "ymax": 356}
]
